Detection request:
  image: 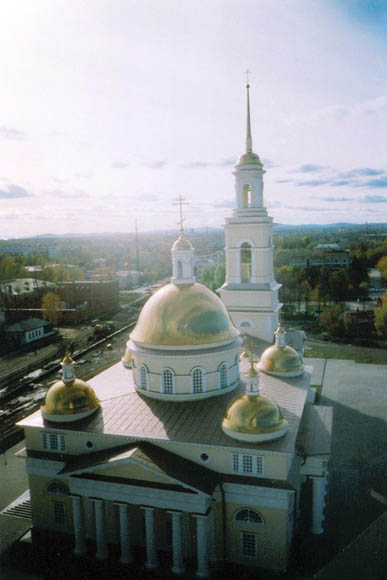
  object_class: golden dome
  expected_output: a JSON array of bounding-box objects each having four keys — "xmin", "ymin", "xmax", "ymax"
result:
[
  {"xmin": 222, "ymin": 393, "xmax": 288, "ymax": 442},
  {"xmin": 171, "ymin": 235, "xmax": 193, "ymax": 251},
  {"xmin": 257, "ymin": 344, "xmax": 304, "ymax": 377},
  {"xmin": 130, "ymin": 282, "xmax": 239, "ymax": 347},
  {"xmin": 41, "ymin": 378, "xmax": 100, "ymax": 423},
  {"xmin": 236, "ymin": 151, "xmax": 262, "ymax": 167}
]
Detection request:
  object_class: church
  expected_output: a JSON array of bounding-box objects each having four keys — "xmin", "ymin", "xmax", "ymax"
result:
[{"xmin": 18, "ymin": 84, "xmax": 332, "ymax": 577}]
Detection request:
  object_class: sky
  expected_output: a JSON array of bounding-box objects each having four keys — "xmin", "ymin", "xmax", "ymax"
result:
[{"xmin": 0, "ymin": 0, "xmax": 386, "ymax": 238}]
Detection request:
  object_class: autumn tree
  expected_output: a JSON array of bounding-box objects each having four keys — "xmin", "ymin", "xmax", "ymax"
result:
[
  {"xmin": 377, "ymin": 255, "xmax": 387, "ymax": 280},
  {"xmin": 375, "ymin": 291, "xmax": 387, "ymax": 336},
  {"xmin": 42, "ymin": 292, "xmax": 62, "ymax": 325}
]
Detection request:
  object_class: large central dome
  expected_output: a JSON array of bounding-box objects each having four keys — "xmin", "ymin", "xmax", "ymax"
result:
[{"xmin": 131, "ymin": 282, "xmax": 239, "ymax": 347}]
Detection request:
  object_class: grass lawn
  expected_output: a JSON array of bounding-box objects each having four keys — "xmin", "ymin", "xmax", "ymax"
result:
[{"xmin": 305, "ymin": 338, "xmax": 387, "ymax": 365}]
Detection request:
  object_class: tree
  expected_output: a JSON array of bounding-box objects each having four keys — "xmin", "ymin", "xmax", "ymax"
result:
[
  {"xmin": 376, "ymin": 255, "xmax": 387, "ymax": 280},
  {"xmin": 328, "ymin": 269, "xmax": 350, "ymax": 303},
  {"xmin": 374, "ymin": 291, "xmax": 387, "ymax": 336},
  {"xmin": 319, "ymin": 305, "xmax": 345, "ymax": 337},
  {"xmin": 42, "ymin": 292, "xmax": 62, "ymax": 325}
]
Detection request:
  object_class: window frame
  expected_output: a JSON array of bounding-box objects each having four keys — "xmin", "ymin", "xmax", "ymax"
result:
[
  {"xmin": 218, "ymin": 363, "xmax": 228, "ymax": 389},
  {"xmin": 53, "ymin": 501, "xmax": 66, "ymax": 525},
  {"xmin": 139, "ymin": 364, "xmax": 149, "ymax": 390},
  {"xmin": 160, "ymin": 367, "xmax": 176, "ymax": 394},
  {"xmin": 240, "ymin": 531, "xmax": 257, "ymax": 559},
  {"xmin": 190, "ymin": 367, "xmax": 207, "ymax": 394},
  {"xmin": 46, "ymin": 481, "xmax": 70, "ymax": 495},
  {"xmin": 234, "ymin": 508, "xmax": 264, "ymax": 525},
  {"xmin": 41, "ymin": 432, "xmax": 66, "ymax": 453},
  {"xmin": 232, "ymin": 453, "xmax": 264, "ymax": 476}
]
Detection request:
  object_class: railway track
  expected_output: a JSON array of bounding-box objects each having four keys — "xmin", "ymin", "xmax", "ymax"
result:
[{"xmin": 0, "ymin": 319, "xmax": 137, "ymax": 453}]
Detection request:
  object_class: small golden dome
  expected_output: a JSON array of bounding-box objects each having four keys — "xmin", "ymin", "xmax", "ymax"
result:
[
  {"xmin": 171, "ymin": 235, "xmax": 193, "ymax": 251},
  {"xmin": 257, "ymin": 344, "xmax": 304, "ymax": 377},
  {"xmin": 245, "ymin": 363, "xmax": 258, "ymax": 378},
  {"xmin": 236, "ymin": 151, "xmax": 262, "ymax": 167},
  {"xmin": 41, "ymin": 378, "xmax": 100, "ymax": 423},
  {"xmin": 222, "ymin": 393, "xmax": 288, "ymax": 442},
  {"xmin": 130, "ymin": 282, "xmax": 239, "ymax": 347}
]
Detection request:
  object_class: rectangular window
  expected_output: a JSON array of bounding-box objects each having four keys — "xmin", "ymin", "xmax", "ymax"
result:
[
  {"xmin": 241, "ymin": 532, "xmax": 257, "ymax": 558},
  {"xmin": 242, "ymin": 455, "xmax": 253, "ymax": 473},
  {"xmin": 41, "ymin": 432, "xmax": 66, "ymax": 452},
  {"xmin": 256, "ymin": 456, "xmax": 263, "ymax": 474},
  {"xmin": 54, "ymin": 501, "xmax": 65, "ymax": 524},
  {"xmin": 232, "ymin": 454, "xmax": 264, "ymax": 476}
]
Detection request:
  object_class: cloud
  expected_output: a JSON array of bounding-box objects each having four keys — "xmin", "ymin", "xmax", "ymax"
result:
[
  {"xmin": 46, "ymin": 188, "xmax": 89, "ymax": 198},
  {"xmin": 340, "ymin": 168, "xmax": 385, "ymax": 178},
  {"xmin": 261, "ymin": 158, "xmax": 277, "ymax": 169},
  {"xmin": 0, "ymin": 126, "xmax": 25, "ymax": 140},
  {"xmin": 74, "ymin": 170, "xmax": 94, "ymax": 179},
  {"xmin": 0, "ymin": 184, "xmax": 33, "ymax": 198},
  {"xmin": 363, "ymin": 176, "xmax": 387, "ymax": 188},
  {"xmin": 112, "ymin": 161, "xmax": 130, "ymax": 169},
  {"xmin": 360, "ymin": 195, "xmax": 387, "ymax": 203},
  {"xmin": 319, "ymin": 196, "xmax": 354, "ymax": 202},
  {"xmin": 293, "ymin": 206, "xmax": 336, "ymax": 212},
  {"xmin": 142, "ymin": 160, "xmax": 167, "ymax": 169},
  {"xmin": 180, "ymin": 161, "xmax": 209, "ymax": 169},
  {"xmin": 180, "ymin": 157, "xmax": 241, "ymax": 169},
  {"xmin": 292, "ymin": 164, "xmax": 327, "ymax": 173},
  {"xmin": 291, "ymin": 96, "xmax": 387, "ymax": 124},
  {"xmin": 295, "ymin": 179, "xmax": 332, "ymax": 187},
  {"xmin": 208, "ymin": 200, "xmax": 235, "ymax": 209},
  {"xmin": 278, "ymin": 164, "xmax": 387, "ymax": 190},
  {"xmin": 135, "ymin": 193, "xmax": 159, "ymax": 202}
]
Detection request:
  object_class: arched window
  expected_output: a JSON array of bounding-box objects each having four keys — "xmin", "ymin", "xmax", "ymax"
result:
[
  {"xmin": 46, "ymin": 481, "xmax": 70, "ymax": 495},
  {"xmin": 242, "ymin": 184, "xmax": 251, "ymax": 208},
  {"xmin": 177, "ymin": 260, "xmax": 183, "ymax": 278},
  {"xmin": 191, "ymin": 367, "xmax": 205, "ymax": 393},
  {"xmin": 241, "ymin": 243, "xmax": 252, "ymax": 282},
  {"xmin": 162, "ymin": 368, "xmax": 175, "ymax": 394},
  {"xmin": 219, "ymin": 363, "xmax": 227, "ymax": 389},
  {"xmin": 140, "ymin": 365, "xmax": 149, "ymax": 390},
  {"xmin": 234, "ymin": 509, "xmax": 264, "ymax": 525}
]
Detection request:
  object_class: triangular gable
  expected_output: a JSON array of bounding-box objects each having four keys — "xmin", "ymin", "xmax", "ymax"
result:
[{"xmin": 60, "ymin": 441, "xmax": 219, "ymax": 496}]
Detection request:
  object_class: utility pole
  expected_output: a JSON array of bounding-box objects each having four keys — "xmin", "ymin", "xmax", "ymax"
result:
[{"xmin": 135, "ymin": 219, "xmax": 140, "ymax": 271}]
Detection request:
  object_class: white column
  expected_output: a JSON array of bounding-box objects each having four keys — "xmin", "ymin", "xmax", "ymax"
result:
[
  {"xmin": 193, "ymin": 514, "xmax": 209, "ymax": 578},
  {"xmin": 141, "ymin": 506, "xmax": 158, "ymax": 569},
  {"xmin": 71, "ymin": 495, "xmax": 87, "ymax": 556},
  {"xmin": 168, "ymin": 510, "xmax": 184, "ymax": 575},
  {"xmin": 92, "ymin": 499, "xmax": 108, "ymax": 560},
  {"xmin": 115, "ymin": 502, "xmax": 133, "ymax": 565},
  {"xmin": 311, "ymin": 475, "xmax": 328, "ymax": 534}
]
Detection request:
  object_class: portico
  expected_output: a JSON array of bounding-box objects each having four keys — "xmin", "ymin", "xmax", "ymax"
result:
[{"xmin": 63, "ymin": 441, "xmax": 216, "ymax": 576}]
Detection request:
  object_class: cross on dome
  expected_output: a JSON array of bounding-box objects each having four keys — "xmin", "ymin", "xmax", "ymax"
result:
[{"xmin": 173, "ymin": 194, "xmax": 188, "ymax": 234}]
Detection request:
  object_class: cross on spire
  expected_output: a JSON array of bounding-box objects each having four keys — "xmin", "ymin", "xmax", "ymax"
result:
[
  {"xmin": 173, "ymin": 194, "xmax": 189, "ymax": 233},
  {"xmin": 245, "ymin": 68, "xmax": 251, "ymax": 86}
]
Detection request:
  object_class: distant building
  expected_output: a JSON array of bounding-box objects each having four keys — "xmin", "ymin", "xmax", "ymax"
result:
[
  {"xmin": 56, "ymin": 280, "xmax": 119, "ymax": 311},
  {"xmin": 289, "ymin": 251, "xmax": 350, "ymax": 269},
  {"xmin": 114, "ymin": 270, "xmax": 141, "ymax": 290},
  {"xmin": 3, "ymin": 318, "xmax": 55, "ymax": 348},
  {"xmin": 194, "ymin": 251, "xmax": 224, "ymax": 280},
  {"xmin": 369, "ymin": 268, "xmax": 384, "ymax": 291}
]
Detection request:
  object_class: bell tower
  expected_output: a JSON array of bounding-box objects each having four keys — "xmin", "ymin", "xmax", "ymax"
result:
[{"xmin": 219, "ymin": 82, "xmax": 281, "ymax": 343}]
